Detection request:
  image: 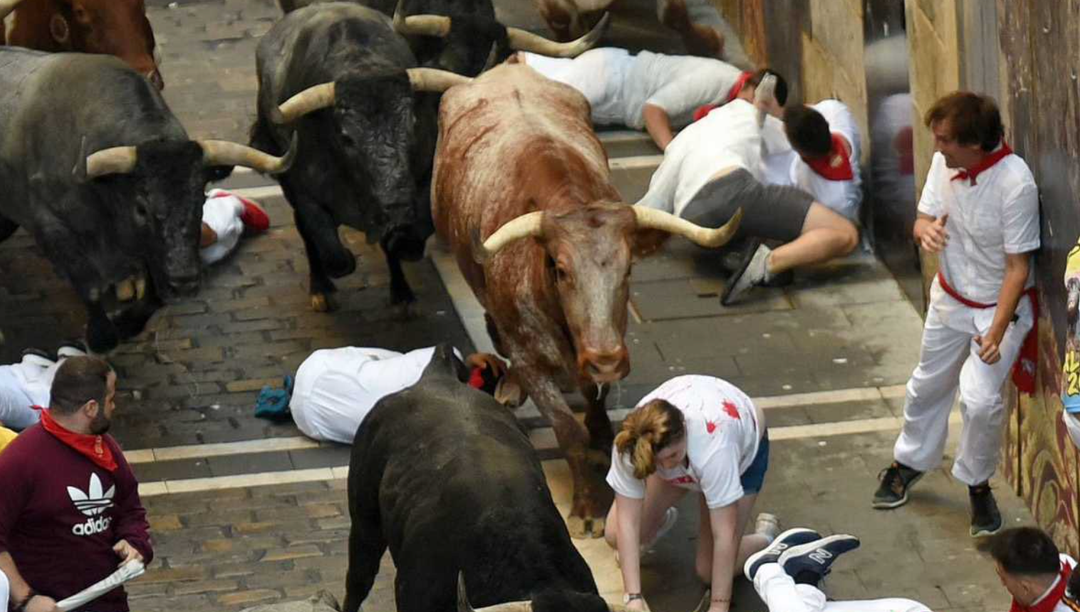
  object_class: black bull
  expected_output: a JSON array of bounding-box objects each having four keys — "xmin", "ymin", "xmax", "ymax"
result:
[{"xmin": 344, "ymin": 345, "xmax": 618, "ymax": 612}]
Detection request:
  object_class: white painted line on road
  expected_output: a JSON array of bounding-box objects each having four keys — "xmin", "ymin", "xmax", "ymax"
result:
[
  {"xmin": 608, "ymin": 155, "xmax": 664, "ymax": 171},
  {"xmin": 136, "ymin": 413, "xmax": 952, "ymax": 496},
  {"xmin": 126, "ymin": 436, "xmax": 323, "ymax": 464},
  {"xmin": 753, "ymin": 387, "xmax": 882, "ymax": 409}
]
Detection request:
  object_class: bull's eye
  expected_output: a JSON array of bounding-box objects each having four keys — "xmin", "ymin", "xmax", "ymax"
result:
[
  {"xmin": 134, "ymin": 203, "xmax": 148, "ymax": 223},
  {"xmin": 555, "ymin": 267, "xmax": 570, "ymax": 284}
]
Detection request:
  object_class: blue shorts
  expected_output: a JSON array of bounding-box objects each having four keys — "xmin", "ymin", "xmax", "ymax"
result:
[{"xmin": 739, "ymin": 431, "xmax": 770, "ymax": 495}]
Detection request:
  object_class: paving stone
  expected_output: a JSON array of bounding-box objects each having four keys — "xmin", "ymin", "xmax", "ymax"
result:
[{"xmin": 289, "ymin": 446, "xmax": 352, "ymax": 470}]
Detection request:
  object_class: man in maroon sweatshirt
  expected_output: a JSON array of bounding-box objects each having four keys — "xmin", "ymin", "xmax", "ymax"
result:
[{"xmin": 0, "ymin": 356, "xmax": 152, "ymax": 612}]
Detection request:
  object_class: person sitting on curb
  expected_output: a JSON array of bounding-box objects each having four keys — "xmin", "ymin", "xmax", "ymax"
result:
[
  {"xmin": 743, "ymin": 529, "xmax": 927, "ymax": 611},
  {"xmin": 0, "ymin": 356, "xmax": 152, "ymax": 612},
  {"xmin": 638, "ymin": 80, "xmax": 859, "ymax": 306},
  {"xmin": 115, "ymin": 189, "xmax": 270, "ymax": 300},
  {"xmin": 0, "ymin": 342, "xmax": 89, "ymax": 433},
  {"xmin": 258, "ymin": 345, "xmax": 511, "ymax": 445},
  {"xmin": 605, "ymin": 374, "xmax": 777, "ymax": 612},
  {"xmin": 511, "ymin": 47, "xmax": 786, "ymax": 151}
]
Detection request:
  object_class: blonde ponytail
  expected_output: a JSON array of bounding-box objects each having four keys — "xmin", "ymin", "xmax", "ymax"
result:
[{"xmin": 614, "ymin": 399, "xmax": 685, "ymax": 480}]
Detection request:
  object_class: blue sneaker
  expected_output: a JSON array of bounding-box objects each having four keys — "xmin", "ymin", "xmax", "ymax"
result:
[
  {"xmin": 743, "ymin": 528, "xmax": 822, "ymax": 581},
  {"xmin": 778, "ymin": 534, "xmax": 861, "ymax": 586}
]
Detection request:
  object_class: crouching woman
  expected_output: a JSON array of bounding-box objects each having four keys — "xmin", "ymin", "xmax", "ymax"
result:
[{"xmin": 605, "ymin": 375, "xmax": 777, "ymax": 612}]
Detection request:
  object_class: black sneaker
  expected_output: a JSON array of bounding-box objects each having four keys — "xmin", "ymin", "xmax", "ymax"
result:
[
  {"xmin": 872, "ymin": 462, "xmax": 924, "ymax": 509},
  {"xmin": 743, "ymin": 527, "xmax": 823, "ymax": 581},
  {"xmin": 777, "ymin": 534, "xmax": 861, "ymax": 587},
  {"xmin": 970, "ymin": 484, "xmax": 1003, "ymax": 538}
]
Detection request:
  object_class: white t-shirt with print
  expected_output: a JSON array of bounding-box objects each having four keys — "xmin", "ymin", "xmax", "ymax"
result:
[
  {"xmin": 607, "ymin": 375, "xmax": 762, "ymax": 509},
  {"xmin": 789, "ymin": 100, "xmax": 864, "ymax": 222},
  {"xmin": 918, "ymin": 149, "xmax": 1040, "ymax": 304},
  {"xmin": 289, "ymin": 346, "xmax": 462, "ymax": 444},
  {"xmin": 638, "ymin": 100, "xmax": 791, "ymax": 218}
]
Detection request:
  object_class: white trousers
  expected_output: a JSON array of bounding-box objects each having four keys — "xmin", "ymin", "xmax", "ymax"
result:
[
  {"xmin": 754, "ymin": 564, "xmax": 930, "ymax": 612},
  {"xmin": 520, "ymin": 48, "xmax": 633, "ymax": 126},
  {"xmin": 200, "ymin": 191, "xmax": 246, "ymax": 265},
  {"xmin": 0, "ymin": 358, "xmax": 59, "ymax": 430},
  {"xmin": 893, "ymin": 280, "xmax": 1033, "ymax": 485}
]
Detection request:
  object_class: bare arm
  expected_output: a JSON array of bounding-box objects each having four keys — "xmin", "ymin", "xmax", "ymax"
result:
[
  {"xmin": 615, "ymin": 495, "xmax": 645, "ymax": 605},
  {"xmin": 914, "ymin": 212, "xmax": 949, "ymax": 253},
  {"xmin": 707, "ymin": 503, "xmax": 739, "ymax": 612},
  {"xmin": 642, "ymin": 104, "xmax": 675, "ymax": 152},
  {"xmin": 0, "ymin": 551, "xmax": 59, "ymax": 612},
  {"xmin": 976, "ymin": 252, "xmax": 1032, "ymax": 364}
]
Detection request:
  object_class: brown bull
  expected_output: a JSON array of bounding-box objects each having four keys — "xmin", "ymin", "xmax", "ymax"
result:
[
  {"xmin": 433, "ymin": 64, "xmax": 740, "ymax": 537},
  {"xmin": 1, "ymin": 0, "xmax": 163, "ymax": 89}
]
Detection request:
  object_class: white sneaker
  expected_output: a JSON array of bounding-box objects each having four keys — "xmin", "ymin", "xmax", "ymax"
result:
[
  {"xmin": 644, "ymin": 507, "xmax": 679, "ymax": 551},
  {"xmin": 721, "ymin": 244, "xmax": 772, "ymax": 306},
  {"xmin": 755, "ymin": 512, "xmax": 780, "ymax": 541}
]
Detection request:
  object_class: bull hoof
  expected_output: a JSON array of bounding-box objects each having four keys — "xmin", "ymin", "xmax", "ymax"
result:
[
  {"xmin": 566, "ymin": 514, "xmax": 606, "ymax": 539},
  {"xmin": 310, "ymin": 292, "xmax": 339, "ymax": 313}
]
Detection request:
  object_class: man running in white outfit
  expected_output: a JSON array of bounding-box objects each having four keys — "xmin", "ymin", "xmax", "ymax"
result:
[
  {"xmin": 873, "ymin": 92, "xmax": 1040, "ymax": 539},
  {"xmin": 743, "ymin": 529, "xmax": 929, "ymax": 612},
  {"xmin": 289, "ymin": 346, "xmax": 507, "ymax": 444},
  {"xmin": 638, "ymin": 87, "xmax": 858, "ymax": 306},
  {"xmin": 513, "ymin": 48, "xmax": 787, "ymax": 151},
  {"xmin": 765, "ymin": 100, "xmax": 863, "ymax": 223}
]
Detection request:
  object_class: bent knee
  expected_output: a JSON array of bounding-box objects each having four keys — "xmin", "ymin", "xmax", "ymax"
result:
[{"xmin": 838, "ymin": 222, "xmax": 859, "ymax": 254}]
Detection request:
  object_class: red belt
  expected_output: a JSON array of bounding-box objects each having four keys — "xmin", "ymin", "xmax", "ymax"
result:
[{"xmin": 937, "ymin": 271, "xmax": 1038, "ymax": 395}]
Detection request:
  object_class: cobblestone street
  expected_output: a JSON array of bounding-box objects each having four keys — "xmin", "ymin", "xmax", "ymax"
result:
[{"xmin": 0, "ymin": 1, "xmax": 1028, "ymax": 611}]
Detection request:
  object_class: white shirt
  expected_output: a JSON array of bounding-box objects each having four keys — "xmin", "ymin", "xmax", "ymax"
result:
[
  {"xmin": 622, "ymin": 51, "xmax": 744, "ymax": 129},
  {"xmin": 638, "ymin": 100, "xmax": 791, "ymax": 217},
  {"xmin": 0, "ymin": 362, "xmax": 53, "ymax": 431},
  {"xmin": 918, "ymin": 149, "xmax": 1040, "ymax": 304},
  {"xmin": 789, "ymin": 100, "xmax": 863, "ymax": 221},
  {"xmin": 1027, "ymin": 554, "xmax": 1076, "ymax": 612},
  {"xmin": 607, "ymin": 375, "xmax": 762, "ymax": 509},
  {"xmin": 289, "ymin": 346, "xmax": 462, "ymax": 444}
]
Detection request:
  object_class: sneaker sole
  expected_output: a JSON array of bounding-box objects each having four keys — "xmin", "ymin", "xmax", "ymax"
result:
[
  {"xmin": 720, "ymin": 239, "xmax": 762, "ymax": 306},
  {"xmin": 971, "ymin": 518, "xmax": 1004, "ymax": 538},
  {"xmin": 871, "ymin": 472, "xmax": 924, "ymax": 509},
  {"xmin": 743, "ymin": 528, "xmax": 821, "ymax": 581}
]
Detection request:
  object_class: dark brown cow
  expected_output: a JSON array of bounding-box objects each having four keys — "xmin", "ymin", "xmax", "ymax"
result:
[
  {"xmin": 432, "ymin": 64, "xmax": 740, "ymax": 537},
  {"xmin": 1, "ymin": 0, "xmax": 163, "ymax": 89}
]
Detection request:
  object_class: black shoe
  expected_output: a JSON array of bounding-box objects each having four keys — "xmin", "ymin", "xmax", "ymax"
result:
[
  {"xmin": 777, "ymin": 534, "xmax": 861, "ymax": 587},
  {"xmin": 872, "ymin": 462, "xmax": 924, "ymax": 509},
  {"xmin": 743, "ymin": 527, "xmax": 823, "ymax": 581},
  {"xmin": 762, "ymin": 269, "xmax": 794, "ymax": 288},
  {"xmin": 970, "ymin": 484, "xmax": 1003, "ymax": 538}
]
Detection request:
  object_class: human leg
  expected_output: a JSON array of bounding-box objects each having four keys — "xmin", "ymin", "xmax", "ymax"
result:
[{"xmin": 765, "ymin": 203, "xmax": 860, "ymax": 275}]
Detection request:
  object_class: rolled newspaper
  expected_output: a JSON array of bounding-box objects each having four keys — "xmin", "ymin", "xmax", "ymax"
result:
[{"xmin": 56, "ymin": 560, "xmax": 145, "ymax": 611}]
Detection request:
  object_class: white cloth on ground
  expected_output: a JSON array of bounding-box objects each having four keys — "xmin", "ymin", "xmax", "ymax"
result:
[
  {"xmin": 607, "ymin": 375, "xmax": 762, "ymax": 509},
  {"xmin": 893, "ymin": 277, "xmax": 1033, "ymax": 485},
  {"xmin": 0, "ymin": 357, "xmax": 60, "ymax": 430},
  {"xmin": 200, "ymin": 189, "xmax": 247, "ymax": 265},
  {"xmin": 753, "ymin": 563, "xmax": 931, "ymax": 612},
  {"xmin": 521, "ymin": 49, "xmax": 744, "ymax": 129},
  {"xmin": 289, "ymin": 346, "xmax": 462, "ymax": 444},
  {"xmin": 918, "ymin": 150, "xmax": 1040, "ymax": 303},
  {"xmin": 637, "ymin": 100, "xmax": 790, "ymax": 218}
]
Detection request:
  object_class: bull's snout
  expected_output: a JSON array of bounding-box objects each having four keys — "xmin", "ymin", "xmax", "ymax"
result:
[
  {"xmin": 166, "ymin": 275, "xmax": 200, "ymax": 299},
  {"xmin": 578, "ymin": 346, "xmax": 630, "ymax": 384},
  {"xmin": 383, "ymin": 226, "xmax": 426, "ymax": 262}
]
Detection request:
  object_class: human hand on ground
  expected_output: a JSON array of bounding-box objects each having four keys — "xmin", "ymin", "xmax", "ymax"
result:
[
  {"xmin": 113, "ymin": 539, "xmax": 144, "ymax": 567},
  {"xmin": 919, "ymin": 214, "xmax": 949, "ymax": 252},
  {"xmin": 465, "ymin": 353, "xmax": 507, "ymax": 378}
]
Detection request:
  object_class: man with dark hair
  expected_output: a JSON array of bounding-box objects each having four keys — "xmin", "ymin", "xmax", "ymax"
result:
[
  {"xmin": 513, "ymin": 48, "xmax": 787, "ymax": 150},
  {"xmin": 0, "ymin": 356, "xmax": 152, "ymax": 612},
  {"xmin": 639, "ymin": 81, "xmax": 859, "ymax": 306},
  {"xmin": 990, "ymin": 527, "xmax": 1076, "ymax": 612},
  {"xmin": 873, "ymin": 92, "xmax": 1040, "ymax": 539},
  {"xmin": 774, "ymin": 100, "xmax": 864, "ymax": 223}
]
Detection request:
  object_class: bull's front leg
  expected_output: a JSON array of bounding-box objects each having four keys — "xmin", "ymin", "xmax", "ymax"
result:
[
  {"xmin": 292, "ymin": 206, "xmax": 355, "ymax": 313},
  {"xmin": 580, "ymin": 382, "xmax": 616, "ymax": 453},
  {"xmin": 657, "ymin": 0, "xmax": 725, "ymax": 59},
  {"xmin": 519, "ymin": 369, "xmax": 613, "ymax": 538},
  {"xmin": 84, "ymin": 293, "xmax": 121, "ymax": 354}
]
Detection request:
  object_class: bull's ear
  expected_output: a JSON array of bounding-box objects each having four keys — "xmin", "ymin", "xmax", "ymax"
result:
[{"xmin": 631, "ymin": 228, "xmax": 669, "ymax": 260}]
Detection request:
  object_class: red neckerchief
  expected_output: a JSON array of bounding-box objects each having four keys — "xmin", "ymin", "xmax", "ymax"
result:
[
  {"xmin": 804, "ymin": 133, "xmax": 854, "ymax": 181},
  {"xmin": 937, "ymin": 272, "xmax": 1039, "ymax": 396},
  {"xmin": 468, "ymin": 367, "xmax": 485, "ymax": 390},
  {"xmin": 1011, "ymin": 562, "xmax": 1072, "ymax": 612},
  {"xmin": 33, "ymin": 406, "xmax": 118, "ymax": 472},
  {"xmin": 691, "ymin": 72, "xmax": 754, "ymax": 123},
  {"xmin": 951, "ymin": 143, "xmax": 1013, "ymax": 186}
]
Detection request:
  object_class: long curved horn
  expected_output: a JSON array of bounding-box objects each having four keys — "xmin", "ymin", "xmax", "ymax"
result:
[
  {"xmin": 85, "ymin": 146, "xmax": 139, "ymax": 179},
  {"xmin": 477, "ymin": 211, "xmax": 544, "ymax": 261},
  {"xmin": 0, "ymin": 0, "xmax": 24, "ymax": 21},
  {"xmin": 457, "ymin": 573, "xmax": 532, "ymax": 612},
  {"xmin": 407, "ymin": 68, "xmax": 471, "ymax": 92},
  {"xmin": 199, "ymin": 132, "xmax": 298, "ymax": 175},
  {"xmin": 393, "ymin": 0, "xmax": 451, "ymax": 37},
  {"xmin": 632, "ymin": 205, "xmax": 742, "ymax": 248},
  {"xmin": 272, "ymin": 82, "xmax": 335, "ymax": 124},
  {"xmin": 506, "ymin": 12, "xmax": 610, "ymax": 58}
]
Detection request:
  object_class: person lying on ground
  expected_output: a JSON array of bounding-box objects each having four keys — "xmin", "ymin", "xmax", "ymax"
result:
[
  {"xmin": 511, "ymin": 47, "xmax": 786, "ymax": 151},
  {"xmin": 285, "ymin": 345, "xmax": 511, "ymax": 444},
  {"xmin": 0, "ymin": 342, "xmax": 88, "ymax": 433},
  {"xmin": 638, "ymin": 83, "xmax": 858, "ymax": 306},
  {"xmin": 0, "ymin": 356, "xmax": 152, "ymax": 612},
  {"xmin": 605, "ymin": 374, "xmax": 778, "ymax": 612}
]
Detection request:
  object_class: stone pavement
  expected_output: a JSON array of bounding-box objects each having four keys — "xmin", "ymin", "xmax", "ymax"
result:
[{"xmin": 0, "ymin": 1, "xmax": 1028, "ymax": 611}]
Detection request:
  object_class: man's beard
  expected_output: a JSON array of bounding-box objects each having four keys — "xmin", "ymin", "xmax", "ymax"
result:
[{"xmin": 89, "ymin": 411, "xmax": 112, "ymax": 435}]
